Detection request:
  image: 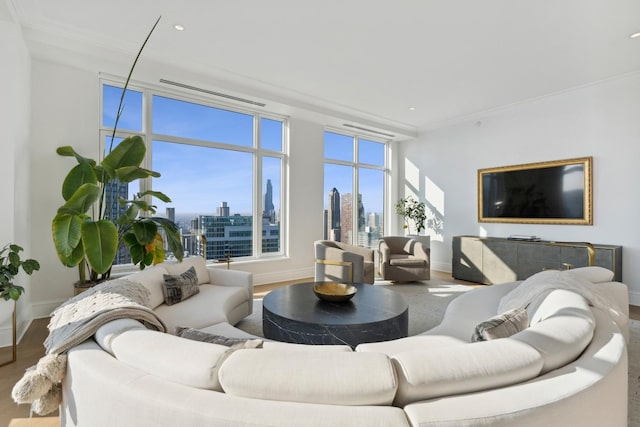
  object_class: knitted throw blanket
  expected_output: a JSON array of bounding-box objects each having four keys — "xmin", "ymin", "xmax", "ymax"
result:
[{"xmin": 12, "ymin": 278, "xmax": 166, "ymax": 415}]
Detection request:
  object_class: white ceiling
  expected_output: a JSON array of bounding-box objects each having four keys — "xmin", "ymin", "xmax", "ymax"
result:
[{"xmin": 7, "ymin": 0, "xmax": 640, "ymax": 134}]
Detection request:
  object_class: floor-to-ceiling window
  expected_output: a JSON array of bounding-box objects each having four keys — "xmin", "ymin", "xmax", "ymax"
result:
[
  {"xmin": 323, "ymin": 130, "xmax": 387, "ymax": 248},
  {"xmin": 101, "ymin": 82, "xmax": 287, "ymax": 265}
]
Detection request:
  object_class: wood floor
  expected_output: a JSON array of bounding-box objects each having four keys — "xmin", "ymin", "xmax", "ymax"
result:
[{"xmin": 1, "ymin": 270, "xmax": 638, "ymax": 427}]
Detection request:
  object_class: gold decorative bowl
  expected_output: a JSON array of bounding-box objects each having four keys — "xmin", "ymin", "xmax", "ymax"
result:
[{"xmin": 313, "ymin": 283, "xmax": 357, "ymax": 302}]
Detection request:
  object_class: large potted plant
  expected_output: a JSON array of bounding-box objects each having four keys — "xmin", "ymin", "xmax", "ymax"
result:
[{"xmin": 51, "ymin": 17, "xmax": 183, "ymax": 287}]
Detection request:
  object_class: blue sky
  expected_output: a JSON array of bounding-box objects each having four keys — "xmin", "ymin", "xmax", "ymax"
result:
[
  {"xmin": 103, "ymin": 85, "xmax": 282, "ymax": 218},
  {"xmin": 324, "ymin": 131, "xmax": 385, "ymax": 216},
  {"xmin": 103, "ymin": 86, "xmax": 383, "ymax": 221}
]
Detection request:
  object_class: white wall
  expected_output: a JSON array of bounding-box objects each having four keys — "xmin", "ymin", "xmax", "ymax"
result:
[
  {"xmin": 398, "ymin": 72, "xmax": 640, "ymax": 304},
  {"xmin": 0, "ymin": 19, "xmax": 32, "ymax": 345}
]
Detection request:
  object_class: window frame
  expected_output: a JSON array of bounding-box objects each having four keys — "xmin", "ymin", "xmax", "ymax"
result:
[
  {"xmin": 323, "ymin": 128, "xmax": 390, "ymax": 247},
  {"xmin": 99, "ymin": 77, "xmax": 289, "ymax": 271}
]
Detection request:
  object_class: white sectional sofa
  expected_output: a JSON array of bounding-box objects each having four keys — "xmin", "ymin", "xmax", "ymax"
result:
[
  {"xmin": 60, "ymin": 264, "xmax": 629, "ymax": 427},
  {"xmin": 126, "ymin": 256, "xmax": 253, "ymax": 333}
]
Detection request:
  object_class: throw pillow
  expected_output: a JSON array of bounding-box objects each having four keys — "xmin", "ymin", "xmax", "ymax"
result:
[
  {"xmin": 162, "ymin": 266, "xmax": 200, "ymax": 306},
  {"xmin": 175, "ymin": 327, "xmax": 263, "ymax": 349},
  {"xmin": 471, "ymin": 307, "xmax": 529, "ymax": 342}
]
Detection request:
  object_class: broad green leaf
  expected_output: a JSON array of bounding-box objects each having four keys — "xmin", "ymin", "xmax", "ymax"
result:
[
  {"xmin": 128, "ymin": 242, "xmax": 144, "ymax": 265},
  {"xmin": 123, "ymin": 199, "xmax": 151, "ymax": 211},
  {"xmin": 62, "ymin": 163, "xmax": 98, "ymax": 201},
  {"xmin": 151, "ymin": 217, "xmax": 184, "ymax": 261},
  {"xmin": 8, "ymin": 252, "xmax": 19, "ymax": 267},
  {"xmin": 132, "ymin": 220, "xmax": 158, "ymax": 245},
  {"xmin": 56, "ymin": 146, "xmax": 77, "ymax": 157},
  {"xmin": 114, "ymin": 166, "xmax": 156, "ymax": 183},
  {"xmin": 102, "ymin": 136, "xmax": 146, "ymax": 178},
  {"xmin": 117, "ymin": 204, "xmax": 139, "ymax": 226},
  {"xmin": 55, "ymin": 240, "xmax": 85, "ymax": 268},
  {"xmin": 58, "ymin": 183, "xmax": 101, "ymax": 216},
  {"xmin": 22, "ymin": 259, "xmax": 41, "ymax": 275},
  {"xmin": 149, "ymin": 233, "xmax": 166, "ymax": 264},
  {"xmin": 143, "ymin": 250, "xmax": 155, "ymax": 266},
  {"xmin": 56, "ymin": 146, "xmax": 96, "ymax": 164},
  {"xmin": 52, "ymin": 213, "xmax": 83, "ymax": 257},
  {"xmin": 140, "ymin": 190, "xmax": 172, "ymax": 203},
  {"xmin": 81, "ymin": 220, "xmax": 118, "ymax": 274},
  {"xmin": 9, "ymin": 287, "xmax": 22, "ymax": 301}
]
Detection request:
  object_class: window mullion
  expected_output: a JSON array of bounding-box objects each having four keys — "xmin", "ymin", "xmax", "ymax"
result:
[
  {"xmin": 254, "ymin": 116, "xmax": 262, "ymax": 257},
  {"xmin": 140, "ymin": 89, "xmax": 154, "ymax": 216}
]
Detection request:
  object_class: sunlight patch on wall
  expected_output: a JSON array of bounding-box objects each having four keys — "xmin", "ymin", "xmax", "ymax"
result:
[
  {"xmin": 404, "ymin": 158, "xmax": 420, "ymax": 196},
  {"xmin": 425, "ymin": 175, "xmax": 444, "ymax": 241}
]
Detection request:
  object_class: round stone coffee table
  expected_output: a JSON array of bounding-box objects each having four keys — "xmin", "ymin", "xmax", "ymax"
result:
[{"xmin": 262, "ymin": 282, "xmax": 408, "ymax": 348}]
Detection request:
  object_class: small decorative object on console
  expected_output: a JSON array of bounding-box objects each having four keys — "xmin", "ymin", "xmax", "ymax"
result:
[{"xmin": 507, "ymin": 235, "xmax": 541, "ymax": 241}]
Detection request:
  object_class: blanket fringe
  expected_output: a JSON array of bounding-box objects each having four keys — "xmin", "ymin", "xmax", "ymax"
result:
[{"xmin": 12, "ymin": 354, "xmax": 66, "ymax": 415}]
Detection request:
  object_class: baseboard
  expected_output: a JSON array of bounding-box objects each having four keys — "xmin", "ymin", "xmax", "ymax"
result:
[
  {"xmin": 0, "ymin": 324, "xmax": 12, "ymax": 347},
  {"xmin": 0, "ymin": 318, "xmax": 31, "ymax": 347},
  {"xmin": 31, "ymin": 299, "xmax": 66, "ymax": 319},
  {"xmin": 629, "ymin": 290, "xmax": 640, "ymax": 306},
  {"xmin": 253, "ymin": 267, "xmax": 314, "ymax": 286},
  {"xmin": 431, "ymin": 261, "xmax": 452, "ymax": 274}
]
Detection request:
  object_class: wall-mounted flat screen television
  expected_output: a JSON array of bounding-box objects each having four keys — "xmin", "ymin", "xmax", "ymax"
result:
[{"xmin": 478, "ymin": 157, "xmax": 592, "ymax": 225}]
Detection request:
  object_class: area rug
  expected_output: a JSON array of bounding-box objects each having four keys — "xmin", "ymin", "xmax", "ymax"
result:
[
  {"xmin": 235, "ymin": 279, "xmax": 639, "ymax": 426},
  {"xmin": 235, "ymin": 279, "xmax": 470, "ymax": 337}
]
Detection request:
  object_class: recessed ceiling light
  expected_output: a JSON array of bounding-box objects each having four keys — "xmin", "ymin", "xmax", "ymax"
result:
[
  {"xmin": 174, "ymin": 24, "xmax": 185, "ymax": 31},
  {"xmin": 630, "ymin": 32, "xmax": 640, "ymax": 39},
  {"xmin": 408, "ymin": 107, "xmax": 416, "ymax": 111}
]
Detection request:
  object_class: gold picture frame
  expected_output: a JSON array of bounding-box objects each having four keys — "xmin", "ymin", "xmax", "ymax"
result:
[{"xmin": 478, "ymin": 157, "xmax": 593, "ymax": 225}]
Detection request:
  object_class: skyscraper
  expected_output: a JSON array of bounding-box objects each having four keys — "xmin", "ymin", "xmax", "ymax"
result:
[
  {"xmin": 327, "ymin": 187, "xmax": 341, "ymax": 242},
  {"xmin": 217, "ymin": 201, "xmax": 230, "ymax": 217},
  {"xmin": 341, "ymin": 193, "xmax": 365, "ymax": 244},
  {"xmin": 165, "ymin": 207, "xmax": 175, "ymax": 223},
  {"xmin": 104, "ymin": 180, "xmax": 130, "ymax": 265},
  {"xmin": 341, "ymin": 193, "xmax": 353, "ymax": 243},
  {"xmin": 263, "ymin": 179, "xmax": 275, "ymax": 223}
]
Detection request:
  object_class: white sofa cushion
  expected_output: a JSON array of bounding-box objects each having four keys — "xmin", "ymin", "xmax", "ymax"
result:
[
  {"xmin": 355, "ymin": 335, "xmax": 466, "ymax": 356},
  {"xmin": 127, "ymin": 265, "xmax": 169, "ymax": 309},
  {"xmin": 110, "ymin": 328, "xmax": 231, "ymax": 391},
  {"xmin": 94, "ymin": 318, "xmax": 147, "ymax": 355},
  {"xmin": 164, "ymin": 256, "xmax": 210, "ymax": 285},
  {"xmin": 512, "ymin": 289, "xmax": 595, "ymax": 373},
  {"xmin": 155, "ymin": 284, "xmax": 250, "ymax": 333},
  {"xmin": 218, "ymin": 350, "xmax": 398, "ymax": 406},
  {"xmin": 564, "ymin": 266, "xmax": 614, "ymax": 283},
  {"xmin": 391, "ymin": 339, "xmax": 543, "ymax": 406}
]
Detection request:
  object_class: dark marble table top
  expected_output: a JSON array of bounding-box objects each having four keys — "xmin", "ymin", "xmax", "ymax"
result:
[{"xmin": 262, "ymin": 282, "xmax": 409, "ymax": 347}]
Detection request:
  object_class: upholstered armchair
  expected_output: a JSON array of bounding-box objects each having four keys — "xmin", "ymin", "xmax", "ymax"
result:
[
  {"xmin": 314, "ymin": 240, "xmax": 375, "ymax": 284},
  {"xmin": 379, "ymin": 236, "xmax": 430, "ymax": 282}
]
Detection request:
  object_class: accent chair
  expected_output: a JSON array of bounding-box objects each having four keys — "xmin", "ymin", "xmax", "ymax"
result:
[
  {"xmin": 379, "ymin": 236, "xmax": 430, "ymax": 282},
  {"xmin": 314, "ymin": 240, "xmax": 375, "ymax": 284}
]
